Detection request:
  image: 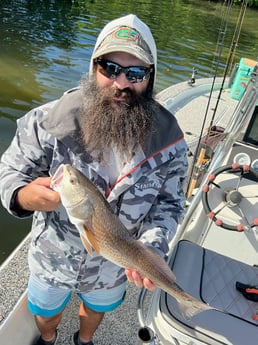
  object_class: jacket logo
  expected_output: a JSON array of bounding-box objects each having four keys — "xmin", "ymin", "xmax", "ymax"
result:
[{"xmin": 135, "ymin": 181, "xmax": 161, "ymax": 191}]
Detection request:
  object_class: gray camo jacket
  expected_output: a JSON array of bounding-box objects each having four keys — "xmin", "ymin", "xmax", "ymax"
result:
[{"xmin": 0, "ymin": 88, "xmax": 188, "ymax": 292}]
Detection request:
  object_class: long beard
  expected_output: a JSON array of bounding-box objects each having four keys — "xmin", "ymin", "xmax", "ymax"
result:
[{"xmin": 80, "ymin": 77, "xmax": 157, "ymax": 161}]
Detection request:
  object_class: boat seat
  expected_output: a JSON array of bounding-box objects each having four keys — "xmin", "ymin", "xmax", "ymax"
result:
[{"xmin": 160, "ymin": 240, "xmax": 258, "ymax": 345}]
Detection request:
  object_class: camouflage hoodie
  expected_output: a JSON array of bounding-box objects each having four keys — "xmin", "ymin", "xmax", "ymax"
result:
[{"xmin": 0, "ymin": 15, "xmax": 188, "ymax": 291}]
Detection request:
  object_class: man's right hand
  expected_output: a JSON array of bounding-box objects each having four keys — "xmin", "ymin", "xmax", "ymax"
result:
[{"xmin": 16, "ymin": 177, "xmax": 61, "ymax": 212}]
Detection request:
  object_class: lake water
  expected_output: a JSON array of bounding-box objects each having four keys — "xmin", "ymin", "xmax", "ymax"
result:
[{"xmin": 0, "ymin": 0, "xmax": 258, "ymax": 264}]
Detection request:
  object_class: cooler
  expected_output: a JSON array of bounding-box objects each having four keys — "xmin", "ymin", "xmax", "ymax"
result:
[{"xmin": 230, "ymin": 57, "xmax": 257, "ymax": 100}]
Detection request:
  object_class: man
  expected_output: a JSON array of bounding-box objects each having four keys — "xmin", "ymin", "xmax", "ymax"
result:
[{"xmin": 0, "ymin": 14, "xmax": 188, "ymax": 345}]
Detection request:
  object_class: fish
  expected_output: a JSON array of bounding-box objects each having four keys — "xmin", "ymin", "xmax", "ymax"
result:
[{"xmin": 51, "ymin": 164, "xmax": 216, "ymax": 320}]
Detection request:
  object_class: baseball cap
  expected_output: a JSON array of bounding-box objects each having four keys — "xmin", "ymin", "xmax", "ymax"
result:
[
  {"xmin": 89, "ymin": 14, "xmax": 157, "ymax": 87},
  {"xmin": 91, "ymin": 14, "xmax": 156, "ymax": 65},
  {"xmin": 92, "ymin": 25, "xmax": 154, "ymax": 65}
]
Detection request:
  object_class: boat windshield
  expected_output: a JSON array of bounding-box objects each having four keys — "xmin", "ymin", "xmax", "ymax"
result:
[{"xmin": 243, "ymin": 105, "xmax": 258, "ymax": 146}]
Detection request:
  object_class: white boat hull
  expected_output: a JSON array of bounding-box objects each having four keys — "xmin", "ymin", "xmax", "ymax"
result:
[{"xmin": 0, "ymin": 290, "xmax": 39, "ymax": 344}]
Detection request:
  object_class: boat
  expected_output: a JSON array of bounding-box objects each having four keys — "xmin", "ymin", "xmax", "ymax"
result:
[
  {"xmin": 1, "ymin": 60, "xmax": 257, "ymax": 344},
  {"xmin": 136, "ymin": 65, "xmax": 258, "ymax": 344}
]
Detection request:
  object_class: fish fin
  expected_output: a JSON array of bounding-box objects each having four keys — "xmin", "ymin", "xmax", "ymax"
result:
[
  {"xmin": 80, "ymin": 233, "xmax": 93, "ymax": 255},
  {"xmin": 73, "ymin": 222, "xmax": 94, "ymax": 255},
  {"xmin": 83, "ymin": 225, "xmax": 100, "ymax": 254},
  {"xmin": 178, "ymin": 299, "xmax": 215, "ymax": 320}
]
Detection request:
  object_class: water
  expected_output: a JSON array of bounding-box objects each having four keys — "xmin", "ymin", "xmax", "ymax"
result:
[{"xmin": 0, "ymin": 0, "xmax": 258, "ymax": 264}]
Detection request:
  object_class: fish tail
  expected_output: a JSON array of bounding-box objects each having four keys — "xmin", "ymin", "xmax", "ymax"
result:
[{"xmin": 178, "ymin": 300, "xmax": 215, "ymax": 320}]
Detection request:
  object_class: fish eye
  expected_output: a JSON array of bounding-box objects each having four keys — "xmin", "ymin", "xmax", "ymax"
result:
[{"xmin": 69, "ymin": 176, "xmax": 77, "ymax": 185}]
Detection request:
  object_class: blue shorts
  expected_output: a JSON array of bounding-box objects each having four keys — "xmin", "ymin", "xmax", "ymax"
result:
[{"xmin": 28, "ymin": 274, "xmax": 126, "ymax": 317}]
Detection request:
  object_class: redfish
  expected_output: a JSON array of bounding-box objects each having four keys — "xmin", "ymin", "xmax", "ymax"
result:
[{"xmin": 51, "ymin": 164, "xmax": 215, "ymax": 319}]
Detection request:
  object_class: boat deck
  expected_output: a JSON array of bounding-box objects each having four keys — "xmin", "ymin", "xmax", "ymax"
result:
[{"xmin": 157, "ymin": 77, "xmax": 238, "ymax": 152}]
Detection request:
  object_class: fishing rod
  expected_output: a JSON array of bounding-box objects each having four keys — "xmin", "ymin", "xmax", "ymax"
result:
[
  {"xmin": 187, "ymin": 0, "xmax": 248, "ymax": 198},
  {"xmin": 187, "ymin": 0, "xmax": 234, "ymax": 198},
  {"xmin": 208, "ymin": 0, "xmax": 248, "ymax": 129}
]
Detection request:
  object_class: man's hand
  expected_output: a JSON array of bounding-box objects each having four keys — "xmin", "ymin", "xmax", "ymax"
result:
[
  {"xmin": 16, "ymin": 177, "xmax": 61, "ymax": 212},
  {"xmin": 125, "ymin": 268, "xmax": 156, "ymax": 291}
]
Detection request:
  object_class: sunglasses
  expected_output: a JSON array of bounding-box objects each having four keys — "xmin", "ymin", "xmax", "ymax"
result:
[{"xmin": 94, "ymin": 58, "xmax": 153, "ymax": 83}]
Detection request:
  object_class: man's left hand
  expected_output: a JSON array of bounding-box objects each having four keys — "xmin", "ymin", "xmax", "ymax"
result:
[{"xmin": 125, "ymin": 268, "xmax": 156, "ymax": 291}]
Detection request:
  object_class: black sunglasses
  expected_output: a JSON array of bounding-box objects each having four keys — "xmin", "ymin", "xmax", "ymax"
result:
[{"xmin": 94, "ymin": 58, "xmax": 153, "ymax": 83}]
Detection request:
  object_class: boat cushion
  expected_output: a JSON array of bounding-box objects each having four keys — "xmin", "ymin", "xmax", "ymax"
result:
[{"xmin": 160, "ymin": 240, "xmax": 258, "ymax": 345}]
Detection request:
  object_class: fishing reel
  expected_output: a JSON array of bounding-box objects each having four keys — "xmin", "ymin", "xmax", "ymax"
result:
[{"xmin": 201, "ymin": 163, "xmax": 258, "ymax": 231}]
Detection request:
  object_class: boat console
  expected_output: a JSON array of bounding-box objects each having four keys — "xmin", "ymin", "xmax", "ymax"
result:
[{"xmin": 227, "ymin": 105, "xmax": 258, "ymax": 180}]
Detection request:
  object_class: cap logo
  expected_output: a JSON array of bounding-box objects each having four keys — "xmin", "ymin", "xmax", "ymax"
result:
[{"xmin": 113, "ymin": 27, "xmax": 139, "ymax": 41}]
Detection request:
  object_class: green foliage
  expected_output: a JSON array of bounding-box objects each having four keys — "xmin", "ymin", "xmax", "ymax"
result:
[
  {"xmin": 209, "ymin": 0, "xmax": 258, "ymax": 8},
  {"xmin": 232, "ymin": 0, "xmax": 258, "ymax": 8}
]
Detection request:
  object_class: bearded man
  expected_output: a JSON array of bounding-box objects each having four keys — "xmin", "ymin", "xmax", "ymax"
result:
[{"xmin": 0, "ymin": 14, "xmax": 188, "ymax": 345}]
